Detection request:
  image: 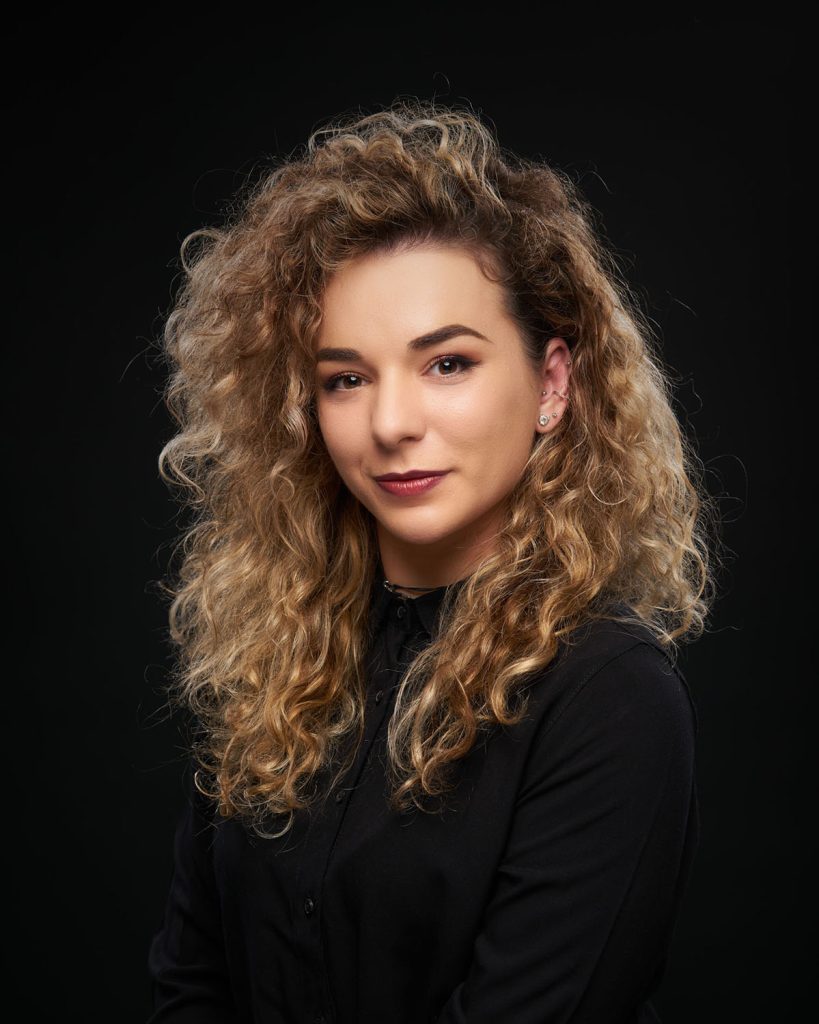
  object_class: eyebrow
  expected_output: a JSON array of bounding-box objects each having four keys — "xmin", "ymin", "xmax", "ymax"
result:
[{"xmin": 314, "ymin": 323, "xmax": 491, "ymax": 364}]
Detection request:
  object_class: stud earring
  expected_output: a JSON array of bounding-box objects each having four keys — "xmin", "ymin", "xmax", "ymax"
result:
[{"xmin": 538, "ymin": 387, "xmax": 570, "ymax": 429}]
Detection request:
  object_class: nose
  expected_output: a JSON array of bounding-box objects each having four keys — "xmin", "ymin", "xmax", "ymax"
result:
[{"xmin": 369, "ymin": 371, "xmax": 426, "ymax": 447}]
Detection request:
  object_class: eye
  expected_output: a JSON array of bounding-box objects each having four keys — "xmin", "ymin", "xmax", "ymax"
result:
[
  {"xmin": 322, "ymin": 372, "xmax": 364, "ymax": 392},
  {"xmin": 428, "ymin": 355, "xmax": 476, "ymax": 378},
  {"xmin": 321, "ymin": 354, "xmax": 477, "ymax": 392}
]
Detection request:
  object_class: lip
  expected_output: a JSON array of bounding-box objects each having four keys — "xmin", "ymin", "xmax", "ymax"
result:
[
  {"xmin": 374, "ymin": 470, "xmax": 448, "ymax": 481},
  {"xmin": 375, "ymin": 471, "xmax": 449, "ymax": 496}
]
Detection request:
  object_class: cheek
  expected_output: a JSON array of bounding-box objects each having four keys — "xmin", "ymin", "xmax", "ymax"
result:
[
  {"xmin": 319, "ymin": 407, "xmax": 358, "ymax": 462},
  {"xmin": 454, "ymin": 406, "xmax": 535, "ymax": 491},
  {"xmin": 444, "ymin": 382, "xmax": 534, "ymax": 451}
]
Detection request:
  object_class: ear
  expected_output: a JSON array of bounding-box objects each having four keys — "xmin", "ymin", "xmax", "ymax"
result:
[{"xmin": 535, "ymin": 338, "xmax": 572, "ymax": 434}]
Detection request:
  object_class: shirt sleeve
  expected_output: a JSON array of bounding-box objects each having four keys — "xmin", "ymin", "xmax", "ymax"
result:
[
  {"xmin": 146, "ymin": 758, "xmax": 238, "ymax": 1023},
  {"xmin": 434, "ymin": 641, "xmax": 699, "ymax": 1024}
]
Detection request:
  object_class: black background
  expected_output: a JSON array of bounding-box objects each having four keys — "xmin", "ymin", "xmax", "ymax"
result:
[{"xmin": 9, "ymin": 13, "xmax": 800, "ymax": 1021}]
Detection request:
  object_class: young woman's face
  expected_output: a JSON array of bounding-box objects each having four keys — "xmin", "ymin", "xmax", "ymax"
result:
[{"xmin": 313, "ymin": 244, "xmax": 569, "ymax": 585}]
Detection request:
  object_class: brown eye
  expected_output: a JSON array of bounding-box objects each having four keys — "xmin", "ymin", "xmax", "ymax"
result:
[
  {"xmin": 428, "ymin": 355, "xmax": 477, "ymax": 378},
  {"xmin": 323, "ymin": 373, "xmax": 363, "ymax": 392}
]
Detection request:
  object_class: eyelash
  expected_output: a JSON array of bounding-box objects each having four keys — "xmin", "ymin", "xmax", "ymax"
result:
[{"xmin": 321, "ymin": 354, "xmax": 478, "ymax": 392}]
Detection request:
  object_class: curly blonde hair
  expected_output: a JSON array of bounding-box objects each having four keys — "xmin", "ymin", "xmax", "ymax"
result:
[{"xmin": 154, "ymin": 97, "xmax": 721, "ymax": 838}]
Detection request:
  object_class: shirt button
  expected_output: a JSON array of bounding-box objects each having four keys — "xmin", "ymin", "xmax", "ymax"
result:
[
  {"xmin": 396, "ymin": 604, "xmax": 406, "ymax": 619},
  {"xmin": 374, "ymin": 689, "xmax": 383, "ymax": 704},
  {"xmin": 303, "ymin": 895, "xmax": 315, "ymax": 916},
  {"xmin": 334, "ymin": 789, "xmax": 344, "ymax": 802}
]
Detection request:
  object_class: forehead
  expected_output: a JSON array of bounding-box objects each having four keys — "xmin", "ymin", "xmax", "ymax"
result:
[{"xmin": 315, "ymin": 245, "xmax": 506, "ymax": 344}]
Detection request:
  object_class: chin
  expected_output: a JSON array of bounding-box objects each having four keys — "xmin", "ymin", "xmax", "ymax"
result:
[{"xmin": 381, "ymin": 516, "xmax": 461, "ymax": 546}]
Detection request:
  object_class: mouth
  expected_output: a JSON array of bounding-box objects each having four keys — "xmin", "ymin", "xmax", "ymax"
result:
[
  {"xmin": 374, "ymin": 471, "xmax": 450, "ymax": 496},
  {"xmin": 374, "ymin": 470, "xmax": 449, "ymax": 481}
]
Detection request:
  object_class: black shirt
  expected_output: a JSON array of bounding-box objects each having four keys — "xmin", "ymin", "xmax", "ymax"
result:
[{"xmin": 147, "ymin": 570, "xmax": 700, "ymax": 1024}]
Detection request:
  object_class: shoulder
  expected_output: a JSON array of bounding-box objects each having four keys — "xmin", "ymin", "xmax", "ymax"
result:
[
  {"xmin": 514, "ymin": 614, "xmax": 699, "ymax": 801},
  {"xmin": 529, "ymin": 610, "xmax": 699, "ymax": 749}
]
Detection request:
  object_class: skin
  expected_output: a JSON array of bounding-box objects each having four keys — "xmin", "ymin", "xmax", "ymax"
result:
[{"xmin": 313, "ymin": 243, "xmax": 571, "ymax": 598}]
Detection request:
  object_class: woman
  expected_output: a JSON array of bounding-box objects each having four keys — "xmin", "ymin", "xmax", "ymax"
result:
[{"xmin": 146, "ymin": 98, "xmax": 717, "ymax": 1023}]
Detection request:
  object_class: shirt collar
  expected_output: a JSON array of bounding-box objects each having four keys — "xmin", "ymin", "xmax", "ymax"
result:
[{"xmin": 369, "ymin": 557, "xmax": 471, "ymax": 638}]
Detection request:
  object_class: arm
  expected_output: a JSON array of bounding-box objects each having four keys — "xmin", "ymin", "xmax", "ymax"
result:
[
  {"xmin": 435, "ymin": 642, "xmax": 699, "ymax": 1024},
  {"xmin": 146, "ymin": 759, "xmax": 237, "ymax": 1023}
]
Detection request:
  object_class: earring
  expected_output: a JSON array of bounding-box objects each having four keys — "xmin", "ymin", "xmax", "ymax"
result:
[{"xmin": 538, "ymin": 388, "xmax": 569, "ymax": 429}]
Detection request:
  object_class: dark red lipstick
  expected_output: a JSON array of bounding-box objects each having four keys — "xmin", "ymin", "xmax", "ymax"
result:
[{"xmin": 374, "ymin": 470, "xmax": 450, "ymax": 496}]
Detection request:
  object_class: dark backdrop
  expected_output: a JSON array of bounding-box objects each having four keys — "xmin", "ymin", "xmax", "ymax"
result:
[{"xmin": 9, "ymin": 13, "xmax": 800, "ymax": 1022}]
